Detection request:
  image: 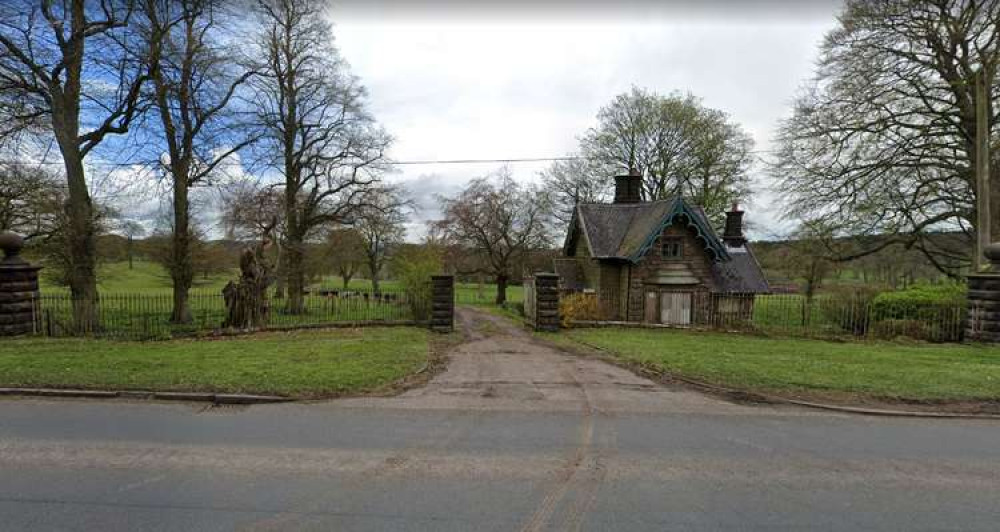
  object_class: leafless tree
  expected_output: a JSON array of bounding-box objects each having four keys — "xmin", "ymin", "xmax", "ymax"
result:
[
  {"xmin": 0, "ymin": 163, "xmax": 63, "ymax": 240},
  {"xmin": 539, "ymin": 155, "xmax": 610, "ymax": 229},
  {"xmin": 354, "ymin": 186, "xmax": 408, "ymax": 294},
  {"xmin": 140, "ymin": 0, "xmax": 257, "ymax": 323},
  {"xmin": 773, "ymin": 0, "xmax": 1000, "ymax": 276},
  {"xmin": 436, "ymin": 167, "xmax": 551, "ymax": 305},
  {"xmin": 0, "ymin": 0, "xmax": 148, "ymax": 329},
  {"xmin": 219, "ymin": 181, "xmax": 288, "ymax": 295},
  {"xmin": 580, "ymin": 87, "xmax": 754, "ymax": 225},
  {"xmin": 323, "ymin": 227, "xmax": 364, "ymax": 289},
  {"xmin": 250, "ymin": 0, "xmax": 390, "ymax": 313},
  {"xmin": 119, "ymin": 219, "xmax": 145, "ymax": 269}
]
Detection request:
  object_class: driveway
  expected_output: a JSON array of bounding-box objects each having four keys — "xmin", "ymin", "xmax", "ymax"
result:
[
  {"xmin": 0, "ymin": 308, "xmax": 997, "ymax": 531},
  {"xmin": 339, "ymin": 307, "xmax": 765, "ymax": 415}
]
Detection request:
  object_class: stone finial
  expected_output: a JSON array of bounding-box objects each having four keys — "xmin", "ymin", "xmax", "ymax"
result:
[
  {"xmin": 984, "ymin": 242, "xmax": 1000, "ymax": 271},
  {"xmin": 0, "ymin": 231, "xmax": 25, "ymax": 263}
]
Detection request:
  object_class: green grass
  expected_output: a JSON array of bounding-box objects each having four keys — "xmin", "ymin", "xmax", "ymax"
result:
[
  {"xmin": 0, "ymin": 328, "xmax": 430, "ymax": 398},
  {"xmin": 40, "ymin": 260, "xmax": 238, "ymax": 295},
  {"xmin": 552, "ymin": 328, "xmax": 1000, "ymax": 402}
]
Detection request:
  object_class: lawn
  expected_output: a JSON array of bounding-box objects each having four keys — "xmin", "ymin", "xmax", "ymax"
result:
[
  {"xmin": 0, "ymin": 328, "xmax": 430, "ymax": 398},
  {"xmin": 552, "ymin": 328, "xmax": 1000, "ymax": 403}
]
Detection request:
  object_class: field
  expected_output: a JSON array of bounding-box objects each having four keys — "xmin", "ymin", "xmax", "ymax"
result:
[
  {"xmin": 0, "ymin": 328, "xmax": 430, "ymax": 398},
  {"xmin": 33, "ymin": 260, "xmax": 518, "ymax": 339},
  {"xmin": 40, "ymin": 260, "xmax": 523, "ymax": 304},
  {"xmin": 551, "ymin": 327, "xmax": 1000, "ymax": 403}
]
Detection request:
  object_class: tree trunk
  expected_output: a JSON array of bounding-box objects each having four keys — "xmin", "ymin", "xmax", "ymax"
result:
[
  {"xmin": 273, "ymin": 241, "xmax": 285, "ymax": 298},
  {"xmin": 170, "ymin": 177, "xmax": 193, "ymax": 324},
  {"xmin": 342, "ymin": 271, "xmax": 353, "ymax": 289},
  {"xmin": 495, "ymin": 274, "xmax": 508, "ymax": 305},
  {"xmin": 59, "ymin": 135, "xmax": 99, "ymax": 333},
  {"xmin": 369, "ymin": 258, "xmax": 380, "ymax": 294},
  {"xmin": 128, "ymin": 236, "xmax": 134, "ymax": 270},
  {"xmin": 285, "ymin": 237, "xmax": 306, "ymax": 314}
]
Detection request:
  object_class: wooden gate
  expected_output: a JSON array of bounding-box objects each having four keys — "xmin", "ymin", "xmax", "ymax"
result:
[{"xmin": 645, "ymin": 291, "xmax": 692, "ymax": 325}]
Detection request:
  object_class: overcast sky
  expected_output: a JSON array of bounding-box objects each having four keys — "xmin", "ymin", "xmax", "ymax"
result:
[{"xmin": 329, "ymin": 0, "xmax": 842, "ymax": 240}]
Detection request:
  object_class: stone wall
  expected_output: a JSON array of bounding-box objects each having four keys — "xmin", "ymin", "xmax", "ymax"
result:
[
  {"xmin": 430, "ymin": 275, "xmax": 454, "ymax": 333},
  {"xmin": 0, "ymin": 233, "xmax": 42, "ymax": 336},
  {"xmin": 533, "ymin": 273, "xmax": 560, "ymax": 332}
]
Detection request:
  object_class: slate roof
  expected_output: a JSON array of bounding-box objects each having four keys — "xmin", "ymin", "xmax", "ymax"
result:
[
  {"xmin": 565, "ymin": 197, "xmax": 770, "ymax": 294},
  {"xmin": 711, "ymin": 243, "xmax": 771, "ymax": 293}
]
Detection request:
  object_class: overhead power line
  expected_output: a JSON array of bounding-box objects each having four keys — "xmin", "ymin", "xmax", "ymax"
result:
[{"xmin": 0, "ymin": 150, "xmax": 778, "ymax": 168}]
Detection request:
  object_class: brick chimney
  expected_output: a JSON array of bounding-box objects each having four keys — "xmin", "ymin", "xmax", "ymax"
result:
[
  {"xmin": 723, "ymin": 202, "xmax": 746, "ymax": 246},
  {"xmin": 614, "ymin": 169, "xmax": 642, "ymax": 204}
]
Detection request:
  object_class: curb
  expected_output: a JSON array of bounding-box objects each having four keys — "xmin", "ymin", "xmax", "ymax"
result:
[
  {"xmin": 0, "ymin": 387, "xmax": 291, "ymax": 404},
  {"xmin": 550, "ymin": 338, "xmax": 1000, "ymax": 421}
]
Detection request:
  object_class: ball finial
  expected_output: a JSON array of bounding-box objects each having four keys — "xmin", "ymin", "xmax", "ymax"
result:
[{"xmin": 0, "ymin": 232, "xmax": 24, "ymax": 259}]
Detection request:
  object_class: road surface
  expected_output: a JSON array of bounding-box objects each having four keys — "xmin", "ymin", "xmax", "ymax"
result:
[{"xmin": 0, "ymin": 308, "xmax": 997, "ymax": 531}]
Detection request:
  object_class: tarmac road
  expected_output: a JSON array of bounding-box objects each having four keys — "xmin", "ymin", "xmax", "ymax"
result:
[{"xmin": 0, "ymin": 308, "xmax": 997, "ymax": 531}]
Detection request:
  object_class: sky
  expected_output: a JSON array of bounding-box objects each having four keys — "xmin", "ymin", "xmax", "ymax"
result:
[{"xmin": 329, "ymin": 0, "xmax": 842, "ymax": 240}]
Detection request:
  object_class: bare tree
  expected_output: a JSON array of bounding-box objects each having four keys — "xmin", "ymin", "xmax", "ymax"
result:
[
  {"xmin": 580, "ymin": 87, "xmax": 754, "ymax": 224},
  {"xmin": 219, "ymin": 182, "xmax": 288, "ymax": 295},
  {"xmin": 250, "ymin": 0, "xmax": 390, "ymax": 314},
  {"xmin": 773, "ymin": 0, "xmax": 1000, "ymax": 276},
  {"xmin": 324, "ymin": 227, "xmax": 365, "ymax": 289},
  {"xmin": 539, "ymin": 156, "xmax": 610, "ymax": 229},
  {"xmin": 119, "ymin": 219, "xmax": 145, "ymax": 269},
  {"xmin": 141, "ymin": 0, "xmax": 257, "ymax": 323},
  {"xmin": 354, "ymin": 187, "xmax": 407, "ymax": 294},
  {"xmin": 436, "ymin": 167, "xmax": 551, "ymax": 305},
  {"xmin": 0, "ymin": 0, "xmax": 148, "ymax": 329},
  {"xmin": 0, "ymin": 163, "xmax": 62, "ymax": 240}
]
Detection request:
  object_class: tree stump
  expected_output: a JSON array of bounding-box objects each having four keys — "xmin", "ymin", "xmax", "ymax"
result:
[{"xmin": 223, "ymin": 242, "xmax": 274, "ymax": 330}]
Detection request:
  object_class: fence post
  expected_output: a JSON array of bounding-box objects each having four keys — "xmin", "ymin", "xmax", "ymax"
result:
[
  {"xmin": 430, "ymin": 275, "xmax": 455, "ymax": 333},
  {"xmin": 533, "ymin": 273, "xmax": 560, "ymax": 332},
  {"xmin": 0, "ymin": 232, "xmax": 43, "ymax": 336}
]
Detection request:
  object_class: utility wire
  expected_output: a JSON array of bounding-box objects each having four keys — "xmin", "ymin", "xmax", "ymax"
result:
[{"xmin": 0, "ymin": 151, "xmax": 778, "ymax": 168}]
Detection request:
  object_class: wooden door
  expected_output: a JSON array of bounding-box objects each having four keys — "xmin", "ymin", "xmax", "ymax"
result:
[
  {"xmin": 644, "ymin": 292, "xmax": 658, "ymax": 323},
  {"xmin": 660, "ymin": 292, "xmax": 692, "ymax": 325}
]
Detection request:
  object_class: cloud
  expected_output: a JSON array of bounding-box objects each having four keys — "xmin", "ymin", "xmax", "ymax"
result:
[{"xmin": 334, "ymin": 11, "xmax": 838, "ymax": 240}]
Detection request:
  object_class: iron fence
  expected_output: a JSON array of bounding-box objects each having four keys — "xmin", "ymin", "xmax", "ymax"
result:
[
  {"xmin": 558, "ymin": 289, "xmax": 967, "ymax": 343},
  {"xmin": 33, "ymin": 287, "xmax": 430, "ymax": 341}
]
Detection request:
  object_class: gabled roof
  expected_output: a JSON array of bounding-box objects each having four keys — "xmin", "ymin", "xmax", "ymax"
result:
[
  {"xmin": 564, "ymin": 197, "xmax": 729, "ymax": 262},
  {"xmin": 711, "ymin": 242, "xmax": 770, "ymax": 293},
  {"xmin": 563, "ymin": 197, "xmax": 770, "ymax": 294}
]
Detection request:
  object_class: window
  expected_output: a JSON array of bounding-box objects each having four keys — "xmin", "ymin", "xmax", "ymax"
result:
[{"xmin": 661, "ymin": 238, "xmax": 683, "ymax": 259}]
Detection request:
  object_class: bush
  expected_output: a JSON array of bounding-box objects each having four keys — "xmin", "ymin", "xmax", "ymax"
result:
[
  {"xmin": 870, "ymin": 282, "xmax": 966, "ymax": 342},
  {"xmin": 818, "ymin": 285, "xmax": 884, "ymax": 336},
  {"xmin": 392, "ymin": 246, "xmax": 443, "ymax": 321},
  {"xmin": 559, "ymin": 292, "xmax": 600, "ymax": 327}
]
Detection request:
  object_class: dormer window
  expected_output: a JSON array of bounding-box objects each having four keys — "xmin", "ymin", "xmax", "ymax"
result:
[{"xmin": 661, "ymin": 237, "xmax": 682, "ymax": 260}]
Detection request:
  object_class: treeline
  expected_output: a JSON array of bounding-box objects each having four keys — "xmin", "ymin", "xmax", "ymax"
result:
[{"xmin": 754, "ymin": 232, "xmax": 962, "ymax": 295}]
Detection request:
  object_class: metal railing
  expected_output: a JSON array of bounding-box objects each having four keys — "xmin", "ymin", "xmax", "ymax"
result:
[
  {"xmin": 558, "ymin": 289, "xmax": 967, "ymax": 343},
  {"xmin": 33, "ymin": 287, "xmax": 429, "ymax": 341}
]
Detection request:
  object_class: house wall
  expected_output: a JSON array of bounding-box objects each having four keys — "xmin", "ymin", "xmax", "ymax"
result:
[
  {"xmin": 625, "ymin": 222, "xmax": 719, "ymax": 322},
  {"xmin": 598, "ymin": 261, "xmax": 624, "ymax": 320},
  {"xmin": 572, "ymin": 236, "xmax": 601, "ymax": 290}
]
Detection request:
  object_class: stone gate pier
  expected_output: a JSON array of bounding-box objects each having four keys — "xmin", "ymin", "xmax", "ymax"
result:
[{"xmin": 0, "ymin": 232, "xmax": 42, "ymax": 336}]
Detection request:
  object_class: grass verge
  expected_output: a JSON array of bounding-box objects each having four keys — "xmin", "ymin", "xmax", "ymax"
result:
[
  {"xmin": 0, "ymin": 328, "xmax": 431, "ymax": 398},
  {"xmin": 546, "ymin": 328, "xmax": 1000, "ymax": 406}
]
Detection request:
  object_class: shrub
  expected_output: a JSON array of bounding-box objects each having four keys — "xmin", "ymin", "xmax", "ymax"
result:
[
  {"xmin": 559, "ymin": 292, "xmax": 600, "ymax": 327},
  {"xmin": 870, "ymin": 282, "xmax": 966, "ymax": 341},
  {"xmin": 870, "ymin": 319, "xmax": 935, "ymax": 341},
  {"xmin": 392, "ymin": 246, "xmax": 443, "ymax": 321},
  {"xmin": 818, "ymin": 285, "xmax": 884, "ymax": 336}
]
